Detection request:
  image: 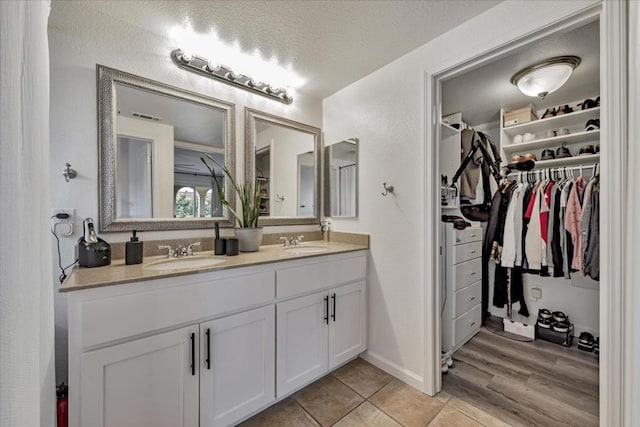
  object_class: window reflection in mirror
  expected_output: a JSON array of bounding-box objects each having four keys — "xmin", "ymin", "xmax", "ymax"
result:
[
  {"xmin": 325, "ymin": 138, "xmax": 358, "ymax": 218},
  {"xmin": 114, "ymin": 83, "xmax": 226, "ymax": 220}
]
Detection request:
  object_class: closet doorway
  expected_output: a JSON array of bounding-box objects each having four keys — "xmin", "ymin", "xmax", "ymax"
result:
[{"xmin": 425, "ymin": 3, "xmax": 627, "ymax": 426}]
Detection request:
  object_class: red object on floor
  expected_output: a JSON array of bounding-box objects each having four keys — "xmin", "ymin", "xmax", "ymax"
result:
[{"xmin": 57, "ymin": 383, "xmax": 68, "ymax": 427}]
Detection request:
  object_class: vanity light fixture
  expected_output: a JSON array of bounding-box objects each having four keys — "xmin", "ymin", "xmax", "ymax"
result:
[
  {"xmin": 510, "ymin": 56, "xmax": 581, "ymax": 99},
  {"xmin": 171, "ymin": 49, "xmax": 293, "ymax": 104}
]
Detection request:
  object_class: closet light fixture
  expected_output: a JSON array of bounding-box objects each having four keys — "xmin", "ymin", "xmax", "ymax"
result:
[
  {"xmin": 510, "ymin": 56, "xmax": 581, "ymax": 99},
  {"xmin": 171, "ymin": 49, "xmax": 293, "ymax": 104}
]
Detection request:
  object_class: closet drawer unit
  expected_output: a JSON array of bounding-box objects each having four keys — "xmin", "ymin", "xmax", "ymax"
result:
[
  {"xmin": 454, "ymin": 281, "xmax": 481, "ymax": 317},
  {"xmin": 451, "ymin": 227, "xmax": 482, "ymax": 245},
  {"xmin": 454, "ymin": 304, "xmax": 481, "ymax": 345},
  {"xmin": 451, "ymin": 241, "xmax": 482, "ymax": 265},
  {"xmin": 451, "ymin": 258, "xmax": 482, "ymax": 291}
]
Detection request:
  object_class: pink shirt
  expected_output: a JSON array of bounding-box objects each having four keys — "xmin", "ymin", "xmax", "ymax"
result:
[{"xmin": 564, "ymin": 176, "xmax": 587, "ymax": 270}]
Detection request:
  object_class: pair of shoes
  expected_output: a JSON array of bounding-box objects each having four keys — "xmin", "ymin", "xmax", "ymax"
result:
[
  {"xmin": 578, "ymin": 332, "xmax": 595, "ymax": 352},
  {"xmin": 440, "ymin": 351, "xmax": 454, "ymax": 374},
  {"xmin": 585, "ymin": 118, "xmax": 600, "ymax": 131},
  {"xmin": 541, "ymin": 105, "xmax": 574, "ymax": 119},
  {"xmin": 537, "ymin": 309, "xmax": 571, "ymax": 332}
]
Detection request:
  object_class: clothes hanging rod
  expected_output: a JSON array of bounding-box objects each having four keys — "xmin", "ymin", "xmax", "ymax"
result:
[
  {"xmin": 506, "ymin": 163, "xmax": 598, "ymax": 177},
  {"xmin": 338, "ymin": 163, "xmax": 356, "ymax": 169}
]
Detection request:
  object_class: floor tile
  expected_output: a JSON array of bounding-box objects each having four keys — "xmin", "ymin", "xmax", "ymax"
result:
[
  {"xmin": 446, "ymin": 398, "xmax": 511, "ymax": 427},
  {"xmin": 333, "ymin": 402, "xmax": 402, "ymax": 427},
  {"xmin": 427, "ymin": 405, "xmax": 484, "ymax": 427},
  {"xmin": 331, "ymin": 358, "xmax": 393, "ymax": 398},
  {"xmin": 434, "ymin": 390, "xmax": 452, "ymax": 404},
  {"xmin": 238, "ymin": 398, "xmax": 319, "ymax": 427},
  {"xmin": 369, "ymin": 379, "xmax": 444, "ymax": 427},
  {"xmin": 294, "ymin": 375, "xmax": 364, "ymax": 426}
]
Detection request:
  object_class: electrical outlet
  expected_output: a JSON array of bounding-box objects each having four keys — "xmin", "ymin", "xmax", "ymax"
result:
[
  {"xmin": 531, "ymin": 287, "xmax": 542, "ymax": 300},
  {"xmin": 51, "ymin": 208, "xmax": 75, "ymax": 236}
]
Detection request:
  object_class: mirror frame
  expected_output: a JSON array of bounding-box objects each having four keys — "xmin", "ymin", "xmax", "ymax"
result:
[
  {"xmin": 245, "ymin": 108, "xmax": 322, "ymax": 226},
  {"xmin": 324, "ymin": 137, "xmax": 359, "ymax": 218},
  {"xmin": 97, "ymin": 65, "xmax": 236, "ymax": 232}
]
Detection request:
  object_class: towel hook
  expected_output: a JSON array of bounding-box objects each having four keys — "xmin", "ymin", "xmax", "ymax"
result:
[
  {"xmin": 381, "ymin": 182, "xmax": 394, "ymax": 196},
  {"xmin": 63, "ymin": 162, "xmax": 77, "ymax": 182}
]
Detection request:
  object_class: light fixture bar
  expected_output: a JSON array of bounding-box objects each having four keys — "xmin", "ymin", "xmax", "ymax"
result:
[{"xmin": 170, "ymin": 49, "xmax": 293, "ymax": 105}]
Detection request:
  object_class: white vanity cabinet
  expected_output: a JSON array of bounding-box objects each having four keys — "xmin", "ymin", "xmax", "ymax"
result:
[
  {"xmin": 275, "ymin": 257, "xmax": 367, "ymax": 397},
  {"xmin": 81, "ymin": 325, "xmax": 200, "ymax": 427},
  {"xmin": 67, "ymin": 251, "xmax": 367, "ymax": 427}
]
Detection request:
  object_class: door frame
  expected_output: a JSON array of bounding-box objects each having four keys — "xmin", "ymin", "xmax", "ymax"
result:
[{"xmin": 423, "ymin": 2, "xmax": 628, "ymax": 425}]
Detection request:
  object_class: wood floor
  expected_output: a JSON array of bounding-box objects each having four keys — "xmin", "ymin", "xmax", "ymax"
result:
[{"xmin": 442, "ymin": 327, "xmax": 600, "ymax": 427}]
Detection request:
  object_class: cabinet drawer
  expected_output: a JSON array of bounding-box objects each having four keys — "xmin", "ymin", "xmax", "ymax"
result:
[
  {"xmin": 451, "ymin": 241, "xmax": 481, "ymax": 264},
  {"xmin": 81, "ymin": 271, "xmax": 275, "ymax": 349},
  {"xmin": 454, "ymin": 281, "xmax": 481, "ymax": 318},
  {"xmin": 452, "ymin": 258, "xmax": 482, "ymax": 291},
  {"xmin": 454, "ymin": 304, "xmax": 481, "ymax": 346},
  {"xmin": 451, "ymin": 227, "xmax": 482, "ymax": 245},
  {"xmin": 277, "ymin": 256, "xmax": 366, "ymax": 299}
]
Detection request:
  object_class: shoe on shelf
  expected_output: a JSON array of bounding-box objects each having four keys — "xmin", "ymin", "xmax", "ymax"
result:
[
  {"xmin": 556, "ymin": 104, "xmax": 574, "ymax": 115},
  {"xmin": 578, "ymin": 332, "xmax": 595, "ymax": 352},
  {"xmin": 537, "ymin": 308, "xmax": 553, "ymax": 328},
  {"xmin": 551, "ymin": 311, "xmax": 571, "ymax": 333},
  {"xmin": 585, "ymin": 118, "xmax": 600, "ymax": 131},
  {"xmin": 541, "ymin": 108, "xmax": 556, "ymax": 119}
]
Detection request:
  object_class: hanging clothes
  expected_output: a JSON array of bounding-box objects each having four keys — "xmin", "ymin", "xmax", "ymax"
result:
[{"xmin": 565, "ymin": 176, "xmax": 587, "ymax": 270}]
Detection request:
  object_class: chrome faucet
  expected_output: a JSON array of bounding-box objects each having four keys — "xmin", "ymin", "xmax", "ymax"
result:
[
  {"xmin": 158, "ymin": 245, "xmax": 175, "ymax": 259},
  {"xmin": 187, "ymin": 241, "xmax": 201, "ymax": 256},
  {"xmin": 280, "ymin": 235, "xmax": 304, "ymax": 247}
]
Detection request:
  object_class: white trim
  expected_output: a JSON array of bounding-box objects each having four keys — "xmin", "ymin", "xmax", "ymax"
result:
[
  {"xmin": 626, "ymin": 4, "xmax": 640, "ymax": 425},
  {"xmin": 600, "ymin": 2, "xmax": 628, "ymax": 426},
  {"xmin": 360, "ymin": 351, "xmax": 424, "ymax": 391},
  {"xmin": 424, "ymin": 3, "xmax": 627, "ymax": 424}
]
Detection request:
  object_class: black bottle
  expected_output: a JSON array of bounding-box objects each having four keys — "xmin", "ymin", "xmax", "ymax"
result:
[{"xmin": 125, "ymin": 230, "xmax": 143, "ymax": 265}]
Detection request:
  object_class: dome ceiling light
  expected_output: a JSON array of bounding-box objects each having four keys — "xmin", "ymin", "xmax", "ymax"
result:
[{"xmin": 510, "ymin": 56, "xmax": 581, "ymax": 99}]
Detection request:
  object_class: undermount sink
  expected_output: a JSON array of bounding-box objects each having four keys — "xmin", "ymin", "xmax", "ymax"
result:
[
  {"xmin": 145, "ymin": 256, "xmax": 226, "ymax": 271},
  {"xmin": 284, "ymin": 245, "xmax": 330, "ymax": 255}
]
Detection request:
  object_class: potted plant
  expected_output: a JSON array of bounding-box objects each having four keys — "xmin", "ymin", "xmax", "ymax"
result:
[{"xmin": 201, "ymin": 154, "xmax": 263, "ymax": 252}]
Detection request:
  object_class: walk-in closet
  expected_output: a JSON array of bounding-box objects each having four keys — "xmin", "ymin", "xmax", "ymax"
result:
[{"xmin": 437, "ymin": 19, "xmax": 600, "ymax": 426}]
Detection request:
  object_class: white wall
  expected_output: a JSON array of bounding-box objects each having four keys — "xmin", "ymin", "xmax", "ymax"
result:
[
  {"xmin": 48, "ymin": 3, "xmax": 322, "ymax": 383},
  {"xmin": 323, "ymin": 0, "xmax": 600, "ymax": 390}
]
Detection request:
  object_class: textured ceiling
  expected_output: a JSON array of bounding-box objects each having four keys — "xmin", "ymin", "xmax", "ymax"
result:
[
  {"xmin": 442, "ymin": 20, "xmax": 600, "ymax": 125},
  {"xmin": 53, "ymin": 0, "xmax": 501, "ymax": 99}
]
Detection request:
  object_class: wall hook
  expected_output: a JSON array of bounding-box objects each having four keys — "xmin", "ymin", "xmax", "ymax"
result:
[
  {"xmin": 381, "ymin": 182, "xmax": 394, "ymax": 196},
  {"xmin": 275, "ymin": 193, "xmax": 285, "ymax": 203},
  {"xmin": 63, "ymin": 162, "xmax": 77, "ymax": 182}
]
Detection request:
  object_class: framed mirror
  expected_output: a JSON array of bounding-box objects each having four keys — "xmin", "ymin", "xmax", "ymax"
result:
[
  {"xmin": 97, "ymin": 65, "xmax": 235, "ymax": 231},
  {"xmin": 324, "ymin": 138, "xmax": 358, "ymax": 218},
  {"xmin": 245, "ymin": 108, "xmax": 321, "ymax": 226}
]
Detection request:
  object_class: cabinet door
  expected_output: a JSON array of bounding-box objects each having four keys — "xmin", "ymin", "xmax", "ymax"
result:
[
  {"xmin": 329, "ymin": 281, "xmax": 367, "ymax": 369},
  {"xmin": 200, "ymin": 305, "xmax": 275, "ymax": 427},
  {"xmin": 80, "ymin": 326, "xmax": 199, "ymax": 427},
  {"xmin": 276, "ymin": 291, "xmax": 329, "ymax": 397}
]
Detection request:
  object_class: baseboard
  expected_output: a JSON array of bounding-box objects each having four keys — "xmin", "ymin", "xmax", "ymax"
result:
[{"xmin": 360, "ymin": 350, "xmax": 425, "ymax": 392}]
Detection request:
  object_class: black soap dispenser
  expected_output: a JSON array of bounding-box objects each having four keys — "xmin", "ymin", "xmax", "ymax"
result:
[{"xmin": 125, "ymin": 230, "xmax": 143, "ymax": 265}]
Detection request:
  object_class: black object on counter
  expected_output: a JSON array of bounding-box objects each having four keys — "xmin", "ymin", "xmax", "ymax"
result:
[
  {"xmin": 214, "ymin": 221, "xmax": 220, "ymax": 240},
  {"xmin": 125, "ymin": 230, "xmax": 143, "ymax": 265},
  {"xmin": 214, "ymin": 238, "xmax": 226, "ymax": 255},
  {"xmin": 225, "ymin": 238, "xmax": 239, "ymax": 256},
  {"xmin": 78, "ymin": 218, "xmax": 111, "ymax": 268}
]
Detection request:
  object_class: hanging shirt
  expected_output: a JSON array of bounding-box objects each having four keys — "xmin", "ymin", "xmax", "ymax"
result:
[
  {"xmin": 501, "ymin": 182, "xmax": 524, "ymax": 268},
  {"xmin": 580, "ymin": 176, "xmax": 598, "ymax": 272},
  {"xmin": 565, "ymin": 176, "xmax": 587, "ymax": 271},
  {"xmin": 525, "ymin": 183, "xmax": 544, "ymax": 270},
  {"xmin": 560, "ymin": 181, "xmax": 574, "ymax": 278},
  {"xmin": 514, "ymin": 183, "xmax": 530, "ymax": 267},
  {"xmin": 539, "ymin": 181, "xmax": 554, "ymax": 269}
]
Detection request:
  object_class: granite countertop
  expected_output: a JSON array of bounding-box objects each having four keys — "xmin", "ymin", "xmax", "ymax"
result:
[{"xmin": 60, "ymin": 240, "xmax": 368, "ymax": 292}]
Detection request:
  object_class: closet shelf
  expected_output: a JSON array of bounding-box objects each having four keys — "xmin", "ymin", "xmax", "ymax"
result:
[
  {"xmin": 501, "ymin": 106, "xmax": 600, "ymax": 136},
  {"xmin": 531, "ymin": 153, "xmax": 600, "ymax": 169},
  {"xmin": 502, "ymin": 130, "xmax": 600, "ymax": 154},
  {"xmin": 441, "ymin": 122, "xmax": 461, "ymax": 137}
]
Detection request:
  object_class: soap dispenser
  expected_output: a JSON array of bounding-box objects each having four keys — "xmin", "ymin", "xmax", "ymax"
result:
[{"xmin": 125, "ymin": 230, "xmax": 143, "ymax": 265}]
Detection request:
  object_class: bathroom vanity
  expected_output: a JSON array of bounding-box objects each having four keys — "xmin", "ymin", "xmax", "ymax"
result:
[{"xmin": 61, "ymin": 241, "xmax": 368, "ymax": 427}]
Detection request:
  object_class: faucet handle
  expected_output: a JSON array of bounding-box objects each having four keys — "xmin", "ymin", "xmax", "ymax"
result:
[
  {"xmin": 279, "ymin": 237, "xmax": 290, "ymax": 247},
  {"xmin": 158, "ymin": 245, "xmax": 175, "ymax": 258},
  {"xmin": 296, "ymin": 235, "xmax": 304, "ymax": 242},
  {"xmin": 187, "ymin": 241, "xmax": 201, "ymax": 256}
]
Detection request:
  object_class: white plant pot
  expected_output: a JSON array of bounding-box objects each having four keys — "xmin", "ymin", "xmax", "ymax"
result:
[{"xmin": 235, "ymin": 228, "xmax": 264, "ymax": 252}]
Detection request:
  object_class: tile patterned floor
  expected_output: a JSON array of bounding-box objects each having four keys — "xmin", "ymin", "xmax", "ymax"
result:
[{"xmin": 240, "ymin": 357, "xmax": 507, "ymax": 427}]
